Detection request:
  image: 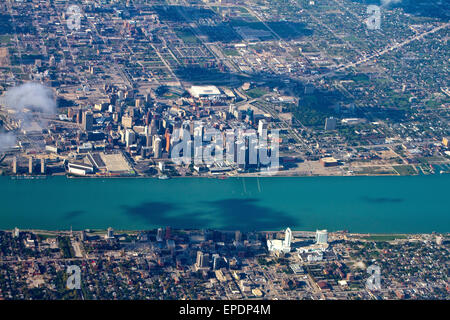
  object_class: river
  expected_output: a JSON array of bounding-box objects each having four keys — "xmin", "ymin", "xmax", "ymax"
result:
[{"xmin": 0, "ymin": 175, "xmax": 448, "ymax": 233}]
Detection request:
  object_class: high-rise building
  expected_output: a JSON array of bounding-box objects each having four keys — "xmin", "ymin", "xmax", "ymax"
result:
[
  {"xmin": 165, "ymin": 226, "xmax": 171, "ymax": 240},
  {"xmin": 153, "ymin": 136, "xmax": 162, "ymax": 158},
  {"xmin": 284, "ymin": 227, "xmax": 292, "ymax": 248},
  {"xmin": 164, "ymin": 129, "xmax": 171, "ymax": 153},
  {"xmin": 82, "ymin": 111, "xmax": 94, "ymax": 131},
  {"xmin": 196, "ymin": 251, "xmax": 209, "ymax": 269},
  {"xmin": 121, "ymin": 115, "xmax": 133, "ymax": 129},
  {"xmin": 156, "ymin": 228, "xmax": 164, "ymax": 242},
  {"xmin": 267, "ymin": 227, "xmax": 292, "ymax": 253},
  {"xmin": 316, "ymin": 229, "xmax": 328, "ymax": 245},
  {"xmin": 258, "ymin": 119, "xmax": 268, "ymax": 138},
  {"xmin": 324, "ymin": 117, "xmax": 337, "ymax": 131},
  {"xmin": 13, "ymin": 227, "xmax": 20, "ymax": 238},
  {"xmin": 212, "ymin": 254, "xmax": 220, "ymax": 270},
  {"xmin": 135, "ymin": 98, "xmax": 142, "ymax": 108},
  {"xmin": 125, "ymin": 129, "xmax": 136, "ymax": 147},
  {"xmin": 106, "ymin": 227, "xmax": 114, "ymax": 239},
  {"xmin": 150, "ymin": 118, "xmax": 158, "ymax": 135}
]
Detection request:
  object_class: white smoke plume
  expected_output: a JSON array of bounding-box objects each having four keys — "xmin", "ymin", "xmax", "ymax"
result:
[
  {"xmin": 4, "ymin": 82, "xmax": 56, "ymax": 115},
  {"xmin": 381, "ymin": 0, "xmax": 402, "ymax": 7},
  {"xmin": 0, "ymin": 82, "xmax": 57, "ymax": 151},
  {"xmin": 0, "ymin": 131, "xmax": 16, "ymax": 152}
]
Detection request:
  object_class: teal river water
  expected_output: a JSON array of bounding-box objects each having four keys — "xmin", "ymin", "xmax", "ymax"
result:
[{"xmin": 0, "ymin": 175, "xmax": 449, "ymax": 233}]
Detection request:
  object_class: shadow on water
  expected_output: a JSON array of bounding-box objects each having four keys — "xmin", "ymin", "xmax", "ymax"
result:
[
  {"xmin": 360, "ymin": 196, "xmax": 404, "ymax": 204},
  {"xmin": 120, "ymin": 198, "xmax": 298, "ymax": 231},
  {"xmin": 120, "ymin": 202, "xmax": 212, "ymax": 229},
  {"xmin": 64, "ymin": 210, "xmax": 85, "ymax": 220},
  {"xmin": 201, "ymin": 198, "xmax": 297, "ymax": 231}
]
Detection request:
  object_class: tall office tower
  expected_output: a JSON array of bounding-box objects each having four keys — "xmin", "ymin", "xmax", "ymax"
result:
[
  {"xmin": 135, "ymin": 98, "xmax": 142, "ymax": 108},
  {"xmin": 106, "ymin": 227, "xmax": 114, "ymax": 239},
  {"xmin": 144, "ymin": 126, "xmax": 151, "ymax": 147},
  {"xmin": 82, "ymin": 111, "xmax": 94, "ymax": 131},
  {"xmin": 28, "ymin": 157, "xmax": 34, "ymax": 174},
  {"xmin": 212, "ymin": 254, "xmax": 220, "ymax": 270},
  {"xmin": 235, "ymin": 230, "xmax": 242, "ymax": 242},
  {"xmin": 246, "ymin": 108, "xmax": 254, "ymax": 124},
  {"xmin": 145, "ymin": 111, "xmax": 151, "ymax": 126},
  {"xmin": 237, "ymin": 143, "xmax": 249, "ymax": 169},
  {"xmin": 315, "ymin": 229, "xmax": 328, "ymax": 245},
  {"xmin": 156, "ymin": 228, "xmax": 164, "ymax": 242},
  {"xmin": 153, "ymin": 136, "xmax": 162, "ymax": 158},
  {"xmin": 125, "ymin": 129, "xmax": 136, "ymax": 147},
  {"xmin": 121, "ymin": 115, "xmax": 133, "ymax": 129},
  {"xmin": 324, "ymin": 117, "xmax": 337, "ymax": 131},
  {"xmin": 145, "ymin": 92, "xmax": 151, "ymax": 104},
  {"xmin": 196, "ymin": 251, "xmax": 209, "ymax": 269},
  {"xmin": 13, "ymin": 227, "xmax": 20, "ymax": 238},
  {"xmin": 150, "ymin": 118, "xmax": 158, "ymax": 135},
  {"xmin": 76, "ymin": 108, "xmax": 83, "ymax": 124},
  {"xmin": 258, "ymin": 119, "xmax": 268, "ymax": 138},
  {"xmin": 284, "ymin": 228, "xmax": 292, "ymax": 248},
  {"xmin": 40, "ymin": 158, "xmax": 46, "ymax": 174},
  {"xmin": 164, "ymin": 129, "xmax": 171, "ymax": 153},
  {"xmin": 12, "ymin": 156, "xmax": 17, "ymax": 174}
]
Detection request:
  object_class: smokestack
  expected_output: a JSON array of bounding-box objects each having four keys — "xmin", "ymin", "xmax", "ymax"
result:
[
  {"xmin": 28, "ymin": 157, "xmax": 34, "ymax": 175},
  {"xmin": 12, "ymin": 156, "xmax": 17, "ymax": 174},
  {"xmin": 41, "ymin": 158, "xmax": 46, "ymax": 174}
]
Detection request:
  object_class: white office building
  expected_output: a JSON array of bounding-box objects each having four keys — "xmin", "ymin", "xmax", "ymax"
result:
[
  {"xmin": 267, "ymin": 228, "xmax": 292, "ymax": 253},
  {"xmin": 316, "ymin": 229, "xmax": 328, "ymax": 245}
]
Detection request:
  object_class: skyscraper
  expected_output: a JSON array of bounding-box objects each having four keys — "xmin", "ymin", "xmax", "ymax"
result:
[
  {"xmin": 316, "ymin": 230, "xmax": 328, "ymax": 245},
  {"xmin": 212, "ymin": 254, "xmax": 220, "ymax": 270},
  {"xmin": 153, "ymin": 136, "xmax": 162, "ymax": 158},
  {"xmin": 258, "ymin": 119, "xmax": 268, "ymax": 138},
  {"xmin": 82, "ymin": 111, "xmax": 94, "ymax": 131},
  {"xmin": 106, "ymin": 227, "xmax": 114, "ymax": 239},
  {"xmin": 156, "ymin": 228, "xmax": 164, "ymax": 242},
  {"xmin": 267, "ymin": 227, "xmax": 292, "ymax": 254},
  {"xmin": 324, "ymin": 117, "xmax": 337, "ymax": 131},
  {"xmin": 284, "ymin": 227, "xmax": 292, "ymax": 248},
  {"xmin": 125, "ymin": 129, "xmax": 136, "ymax": 147},
  {"xmin": 196, "ymin": 251, "xmax": 209, "ymax": 269},
  {"xmin": 13, "ymin": 227, "xmax": 20, "ymax": 238}
]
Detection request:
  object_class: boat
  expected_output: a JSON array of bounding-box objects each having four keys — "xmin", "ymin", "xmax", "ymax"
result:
[{"xmin": 158, "ymin": 174, "xmax": 170, "ymax": 180}]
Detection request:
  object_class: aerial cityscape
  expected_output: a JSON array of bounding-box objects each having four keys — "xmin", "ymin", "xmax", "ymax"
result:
[{"xmin": 0, "ymin": 0, "xmax": 448, "ymax": 303}]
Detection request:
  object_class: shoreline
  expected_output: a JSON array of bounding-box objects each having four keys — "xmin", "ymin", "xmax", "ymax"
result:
[
  {"xmin": 2, "ymin": 228, "xmax": 447, "ymax": 236},
  {"xmin": 4, "ymin": 170, "xmax": 447, "ymax": 179}
]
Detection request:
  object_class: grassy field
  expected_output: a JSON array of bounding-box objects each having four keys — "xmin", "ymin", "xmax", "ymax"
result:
[
  {"xmin": 393, "ymin": 165, "xmax": 417, "ymax": 175},
  {"xmin": 246, "ymin": 87, "xmax": 269, "ymax": 98}
]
